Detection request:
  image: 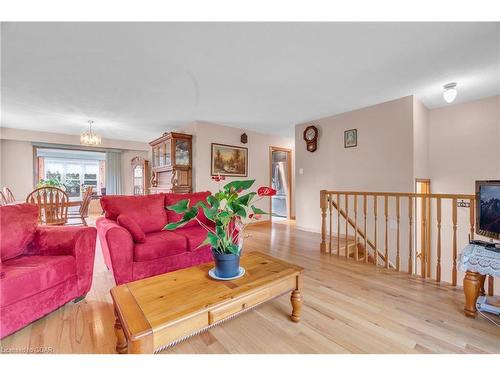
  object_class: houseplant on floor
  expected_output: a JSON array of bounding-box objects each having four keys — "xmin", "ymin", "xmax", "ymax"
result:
[{"xmin": 165, "ymin": 177, "xmax": 276, "ymax": 279}]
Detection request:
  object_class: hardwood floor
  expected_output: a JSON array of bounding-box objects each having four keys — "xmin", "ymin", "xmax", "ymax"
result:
[{"xmin": 1, "ymin": 219, "xmax": 499, "ymax": 354}]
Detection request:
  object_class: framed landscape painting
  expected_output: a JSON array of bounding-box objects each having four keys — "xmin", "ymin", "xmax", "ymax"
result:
[{"xmin": 211, "ymin": 143, "xmax": 248, "ymax": 177}]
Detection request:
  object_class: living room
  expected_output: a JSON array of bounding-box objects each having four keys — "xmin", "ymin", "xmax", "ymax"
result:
[{"xmin": 1, "ymin": 2, "xmax": 499, "ymax": 373}]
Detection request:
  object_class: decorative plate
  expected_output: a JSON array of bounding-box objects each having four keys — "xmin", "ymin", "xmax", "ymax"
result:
[{"xmin": 208, "ymin": 267, "xmax": 246, "ymax": 281}]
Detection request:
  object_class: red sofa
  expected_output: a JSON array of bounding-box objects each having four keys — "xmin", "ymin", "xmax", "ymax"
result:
[
  {"xmin": 0, "ymin": 203, "xmax": 97, "ymax": 339},
  {"xmin": 96, "ymin": 192, "xmax": 213, "ymax": 285}
]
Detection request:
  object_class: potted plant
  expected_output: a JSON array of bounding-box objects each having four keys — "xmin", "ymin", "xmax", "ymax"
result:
[
  {"xmin": 165, "ymin": 177, "xmax": 276, "ymax": 279},
  {"xmin": 37, "ymin": 178, "xmax": 66, "ymax": 190}
]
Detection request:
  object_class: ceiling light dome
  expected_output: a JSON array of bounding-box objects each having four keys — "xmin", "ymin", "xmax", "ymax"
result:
[
  {"xmin": 443, "ymin": 82, "xmax": 458, "ymax": 103},
  {"xmin": 80, "ymin": 120, "xmax": 101, "ymax": 146}
]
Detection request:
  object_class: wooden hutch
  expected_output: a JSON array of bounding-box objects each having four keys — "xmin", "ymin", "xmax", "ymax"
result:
[{"xmin": 149, "ymin": 132, "xmax": 192, "ymax": 194}]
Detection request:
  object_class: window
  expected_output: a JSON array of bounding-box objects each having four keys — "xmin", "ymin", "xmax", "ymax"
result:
[
  {"xmin": 44, "ymin": 158, "xmax": 101, "ymax": 198},
  {"xmin": 37, "ymin": 148, "xmax": 106, "ymax": 199}
]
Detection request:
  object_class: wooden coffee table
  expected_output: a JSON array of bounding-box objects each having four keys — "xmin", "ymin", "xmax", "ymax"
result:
[{"xmin": 110, "ymin": 251, "xmax": 304, "ymax": 354}]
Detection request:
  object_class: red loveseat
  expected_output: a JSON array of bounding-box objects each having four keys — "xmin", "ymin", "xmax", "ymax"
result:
[
  {"xmin": 96, "ymin": 192, "xmax": 213, "ymax": 285},
  {"xmin": 0, "ymin": 203, "xmax": 97, "ymax": 339}
]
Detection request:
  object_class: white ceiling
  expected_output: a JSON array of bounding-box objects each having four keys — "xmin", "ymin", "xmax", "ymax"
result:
[{"xmin": 1, "ymin": 22, "xmax": 499, "ymax": 140}]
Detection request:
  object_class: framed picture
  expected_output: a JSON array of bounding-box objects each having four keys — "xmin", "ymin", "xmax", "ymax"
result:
[
  {"xmin": 211, "ymin": 143, "xmax": 248, "ymax": 177},
  {"xmin": 344, "ymin": 129, "xmax": 357, "ymax": 148}
]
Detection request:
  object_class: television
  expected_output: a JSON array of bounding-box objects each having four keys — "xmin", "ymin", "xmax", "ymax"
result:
[{"xmin": 476, "ymin": 180, "xmax": 500, "ymax": 240}]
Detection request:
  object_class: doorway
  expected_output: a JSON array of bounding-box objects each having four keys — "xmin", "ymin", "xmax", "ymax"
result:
[
  {"xmin": 415, "ymin": 178, "xmax": 431, "ymax": 277},
  {"xmin": 269, "ymin": 147, "xmax": 292, "ymax": 221}
]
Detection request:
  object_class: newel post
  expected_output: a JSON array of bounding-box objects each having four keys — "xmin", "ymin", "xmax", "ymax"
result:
[{"xmin": 320, "ymin": 190, "xmax": 327, "ymax": 252}]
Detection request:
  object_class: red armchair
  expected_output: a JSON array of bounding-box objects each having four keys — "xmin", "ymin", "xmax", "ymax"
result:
[
  {"xmin": 0, "ymin": 203, "xmax": 96, "ymax": 339},
  {"xmin": 96, "ymin": 192, "xmax": 213, "ymax": 285}
]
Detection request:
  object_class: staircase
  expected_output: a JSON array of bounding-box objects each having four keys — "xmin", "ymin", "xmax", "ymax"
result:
[
  {"xmin": 319, "ymin": 189, "xmax": 495, "ymax": 295},
  {"xmin": 331, "ymin": 235, "xmax": 375, "ymax": 263}
]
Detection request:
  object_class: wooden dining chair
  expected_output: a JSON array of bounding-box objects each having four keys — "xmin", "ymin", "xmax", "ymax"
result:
[
  {"xmin": 0, "ymin": 191, "xmax": 8, "ymax": 206},
  {"xmin": 67, "ymin": 186, "xmax": 93, "ymax": 226},
  {"xmin": 2, "ymin": 187, "xmax": 15, "ymax": 203},
  {"xmin": 26, "ymin": 187, "xmax": 69, "ymax": 225}
]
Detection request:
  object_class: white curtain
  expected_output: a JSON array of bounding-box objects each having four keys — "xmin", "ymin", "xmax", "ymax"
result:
[{"xmin": 105, "ymin": 151, "xmax": 122, "ymax": 195}]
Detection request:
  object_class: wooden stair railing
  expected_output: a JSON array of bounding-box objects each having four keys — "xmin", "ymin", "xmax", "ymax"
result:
[
  {"xmin": 320, "ymin": 190, "xmax": 495, "ymax": 295},
  {"xmin": 329, "ymin": 197, "xmax": 393, "ymax": 267}
]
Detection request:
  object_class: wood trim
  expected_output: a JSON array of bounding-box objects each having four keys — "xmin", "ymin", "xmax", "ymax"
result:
[{"xmin": 323, "ymin": 191, "xmax": 474, "ymax": 200}]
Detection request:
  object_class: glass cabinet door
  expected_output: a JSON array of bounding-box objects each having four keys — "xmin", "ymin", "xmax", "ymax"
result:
[
  {"xmin": 165, "ymin": 142, "xmax": 171, "ymax": 167},
  {"xmin": 175, "ymin": 139, "xmax": 190, "ymax": 165},
  {"xmin": 153, "ymin": 147, "xmax": 159, "ymax": 167},
  {"xmin": 159, "ymin": 144, "xmax": 164, "ymax": 166}
]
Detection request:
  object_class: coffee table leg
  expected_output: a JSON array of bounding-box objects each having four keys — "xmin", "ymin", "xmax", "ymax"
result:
[
  {"xmin": 114, "ymin": 311, "xmax": 128, "ymax": 354},
  {"xmin": 290, "ymin": 289, "xmax": 303, "ymax": 322}
]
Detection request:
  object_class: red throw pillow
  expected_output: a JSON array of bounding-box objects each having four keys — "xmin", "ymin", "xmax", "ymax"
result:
[
  {"xmin": 117, "ymin": 214, "xmax": 146, "ymax": 243},
  {"xmin": 165, "ymin": 191, "xmax": 211, "ymax": 228},
  {"xmin": 0, "ymin": 203, "xmax": 39, "ymax": 261},
  {"xmin": 100, "ymin": 194, "xmax": 168, "ymax": 233}
]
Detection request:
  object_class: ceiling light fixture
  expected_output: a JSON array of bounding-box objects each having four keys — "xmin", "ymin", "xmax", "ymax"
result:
[
  {"xmin": 80, "ymin": 120, "xmax": 102, "ymax": 146},
  {"xmin": 443, "ymin": 82, "xmax": 458, "ymax": 103}
]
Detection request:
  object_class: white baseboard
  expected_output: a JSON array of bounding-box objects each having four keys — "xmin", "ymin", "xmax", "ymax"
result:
[{"xmin": 295, "ymin": 225, "xmax": 321, "ymax": 234}]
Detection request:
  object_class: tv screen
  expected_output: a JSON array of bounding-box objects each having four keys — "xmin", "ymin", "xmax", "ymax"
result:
[{"xmin": 476, "ymin": 181, "xmax": 500, "ymax": 239}]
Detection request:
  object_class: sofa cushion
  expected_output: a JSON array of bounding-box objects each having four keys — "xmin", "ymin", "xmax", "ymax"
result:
[
  {"xmin": 0, "ymin": 204, "xmax": 39, "ymax": 262},
  {"xmin": 117, "ymin": 214, "xmax": 146, "ymax": 243},
  {"xmin": 173, "ymin": 226, "xmax": 212, "ymax": 252},
  {"xmin": 133, "ymin": 231, "xmax": 188, "ymax": 262},
  {"xmin": 100, "ymin": 194, "xmax": 168, "ymax": 234},
  {"xmin": 0, "ymin": 255, "xmax": 77, "ymax": 307},
  {"xmin": 165, "ymin": 191, "xmax": 211, "ymax": 228}
]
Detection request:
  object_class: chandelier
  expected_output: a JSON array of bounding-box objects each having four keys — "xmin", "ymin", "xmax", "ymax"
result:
[{"xmin": 80, "ymin": 120, "xmax": 101, "ymax": 146}]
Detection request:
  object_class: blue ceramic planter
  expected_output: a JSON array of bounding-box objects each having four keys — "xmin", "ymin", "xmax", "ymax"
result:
[{"xmin": 212, "ymin": 250, "xmax": 241, "ymax": 278}]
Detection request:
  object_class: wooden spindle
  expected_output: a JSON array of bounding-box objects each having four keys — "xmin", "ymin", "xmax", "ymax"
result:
[
  {"xmin": 329, "ymin": 194, "xmax": 332, "ymax": 254},
  {"xmin": 320, "ymin": 190, "xmax": 327, "ymax": 252},
  {"xmin": 421, "ymin": 195, "xmax": 427, "ymax": 279},
  {"xmin": 354, "ymin": 195, "xmax": 358, "ymax": 261},
  {"xmin": 408, "ymin": 196, "xmax": 413, "ymax": 275},
  {"xmin": 337, "ymin": 193, "xmax": 341, "ymax": 257},
  {"xmin": 384, "ymin": 195, "xmax": 389, "ymax": 269},
  {"xmin": 426, "ymin": 196, "xmax": 431, "ymax": 278},
  {"xmin": 452, "ymin": 198, "xmax": 458, "ymax": 286},
  {"xmin": 345, "ymin": 194, "xmax": 349, "ymax": 259},
  {"xmin": 363, "ymin": 195, "xmax": 368, "ymax": 264},
  {"xmin": 436, "ymin": 197, "xmax": 442, "ymax": 283},
  {"xmin": 374, "ymin": 195, "xmax": 378, "ymax": 267},
  {"xmin": 469, "ymin": 198, "xmax": 475, "ymax": 241},
  {"xmin": 396, "ymin": 196, "xmax": 400, "ymax": 272}
]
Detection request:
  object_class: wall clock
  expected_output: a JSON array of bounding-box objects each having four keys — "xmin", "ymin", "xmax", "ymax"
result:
[{"xmin": 303, "ymin": 125, "xmax": 318, "ymax": 152}]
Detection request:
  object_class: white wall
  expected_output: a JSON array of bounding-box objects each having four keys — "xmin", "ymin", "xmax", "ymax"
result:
[
  {"xmin": 0, "ymin": 139, "xmax": 35, "ymax": 199},
  {"xmin": 413, "ymin": 97, "xmax": 430, "ymax": 180},
  {"xmin": 180, "ymin": 121, "xmax": 294, "ymax": 219},
  {"xmin": 428, "ymin": 95, "xmax": 500, "ymax": 289},
  {"xmin": 295, "ymin": 96, "xmax": 414, "ymax": 232},
  {"xmin": 429, "ymin": 95, "xmax": 500, "ymax": 194},
  {"xmin": 0, "ymin": 127, "xmax": 150, "ymax": 199}
]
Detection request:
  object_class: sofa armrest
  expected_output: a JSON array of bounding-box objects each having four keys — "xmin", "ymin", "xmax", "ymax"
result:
[
  {"xmin": 29, "ymin": 225, "xmax": 97, "ymax": 295},
  {"xmin": 96, "ymin": 217, "xmax": 134, "ymax": 285}
]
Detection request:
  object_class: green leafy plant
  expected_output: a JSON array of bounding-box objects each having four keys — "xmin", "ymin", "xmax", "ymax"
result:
[
  {"xmin": 165, "ymin": 178, "xmax": 276, "ymax": 255},
  {"xmin": 37, "ymin": 178, "xmax": 65, "ymax": 189}
]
